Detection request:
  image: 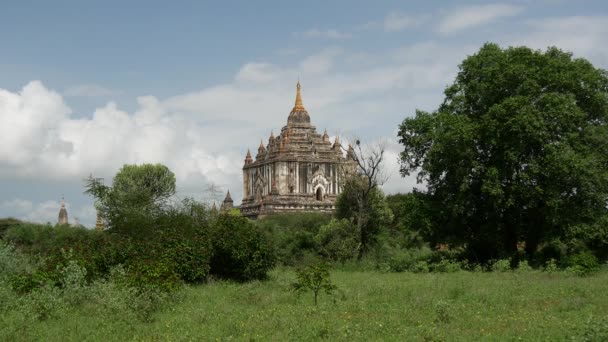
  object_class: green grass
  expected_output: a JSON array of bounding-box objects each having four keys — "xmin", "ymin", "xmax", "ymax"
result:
[{"xmin": 7, "ymin": 269, "xmax": 608, "ymax": 341}]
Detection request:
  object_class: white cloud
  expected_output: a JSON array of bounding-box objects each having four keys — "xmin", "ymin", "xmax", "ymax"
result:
[
  {"xmin": 438, "ymin": 3, "xmax": 523, "ymax": 35},
  {"xmin": 510, "ymin": 16, "xmax": 608, "ymax": 66},
  {"xmin": 301, "ymin": 28, "xmax": 351, "ymax": 39}
]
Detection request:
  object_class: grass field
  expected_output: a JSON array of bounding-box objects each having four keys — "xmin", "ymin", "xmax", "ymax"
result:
[{"xmin": 6, "ymin": 269, "xmax": 608, "ymax": 341}]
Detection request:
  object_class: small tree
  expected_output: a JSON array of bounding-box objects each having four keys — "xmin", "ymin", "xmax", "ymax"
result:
[
  {"xmin": 337, "ymin": 140, "xmax": 392, "ymax": 258},
  {"xmin": 84, "ymin": 163, "xmax": 176, "ymax": 235},
  {"xmin": 292, "ymin": 261, "xmax": 337, "ymax": 305}
]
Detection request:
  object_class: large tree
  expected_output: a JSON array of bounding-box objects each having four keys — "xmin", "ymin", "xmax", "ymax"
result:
[{"xmin": 398, "ymin": 43, "xmax": 608, "ymax": 262}]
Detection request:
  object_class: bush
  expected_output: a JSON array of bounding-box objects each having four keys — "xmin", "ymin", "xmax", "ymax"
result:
[
  {"xmin": 565, "ymin": 251, "xmax": 600, "ymax": 276},
  {"xmin": 387, "ymin": 247, "xmax": 433, "ymax": 273},
  {"xmin": 431, "ymin": 258, "xmax": 461, "ymax": 273},
  {"xmin": 434, "ymin": 300, "xmax": 452, "ymax": 323},
  {"xmin": 315, "ymin": 218, "xmax": 360, "ymax": 263},
  {"xmin": 517, "ymin": 260, "xmax": 534, "ymax": 272},
  {"xmin": 210, "ymin": 215, "xmax": 276, "ymax": 281},
  {"xmin": 0, "ymin": 217, "xmax": 22, "ymax": 239},
  {"xmin": 491, "ymin": 259, "xmax": 512, "ymax": 272},
  {"xmin": 544, "ymin": 258, "xmax": 559, "ymax": 273},
  {"xmin": 256, "ymin": 213, "xmax": 330, "ymax": 266},
  {"xmin": 411, "ymin": 260, "xmax": 430, "ymax": 273}
]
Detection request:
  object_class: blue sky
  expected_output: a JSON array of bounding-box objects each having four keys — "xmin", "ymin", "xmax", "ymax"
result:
[{"xmin": 1, "ymin": 0, "xmax": 607, "ymax": 226}]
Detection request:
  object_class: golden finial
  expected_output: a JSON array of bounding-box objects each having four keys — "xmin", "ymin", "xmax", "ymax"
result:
[{"xmin": 292, "ymin": 81, "xmax": 306, "ymax": 112}]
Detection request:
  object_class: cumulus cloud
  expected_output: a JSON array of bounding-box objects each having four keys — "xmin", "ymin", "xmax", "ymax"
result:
[
  {"xmin": 438, "ymin": 3, "xmax": 524, "ymax": 35},
  {"xmin": 0, "ymin": 81, "xmax": 243, "ymax": 202}
]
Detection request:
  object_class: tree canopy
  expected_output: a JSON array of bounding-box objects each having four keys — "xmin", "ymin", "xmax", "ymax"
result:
[
  {"xmin": 85, "ymin": 163, "xmax": 176, "ymax": 235},
  {"xmin": 398, "ymin": 43, "xmax": 608, "ymax": 262}
]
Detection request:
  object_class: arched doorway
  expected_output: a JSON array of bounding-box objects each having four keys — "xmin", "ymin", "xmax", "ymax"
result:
[{"xmin": 316, "ymin": 187, "xmax": 323, "ymax": 201}]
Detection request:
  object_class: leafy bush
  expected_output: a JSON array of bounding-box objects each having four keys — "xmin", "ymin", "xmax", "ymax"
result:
[
  {"xmin": 434, "ymin": 300, "xmax": 452, "ymax": 323},
  {"xmin": 517, "ymin": 260, "xmax": 534, "ymax": 272},
  {"xmin": 491, "ymin": 259, "xmax": 512, "ymax": 272},
  {"xmin": 292, "ymin": 261, "xmax": 337, "ymax": 305},
  {"xmin": 0, "ymin": 217, "xmax": 22, "ymax": 239},
  {"xmin": 210, "ymin": 215, "xmax": 276, "ymax": 281},
  {"xmin": 256, "ymin": 213, "xmax": 330, "ymax": 266},
  {"xmin": 387, "ymin": 247, "xmax": 433, "ymax": 272},
  {"xmin": 565, "ymin": 251, "xmax": 600, "ymax": 276},
  {"xmin": 315, "ymin": 218, "xmax": 360, "ymax": 263},
  {"xmin": 544, "ymin": 258, "xmax": 559, "ymax": 273},
  {"xmin": 411, "ymin": 260, "xmax": 430, "ymax": 273},
  {"xmin": 431, "ymin": 258, "xmax": 461, "ymax": 273}
]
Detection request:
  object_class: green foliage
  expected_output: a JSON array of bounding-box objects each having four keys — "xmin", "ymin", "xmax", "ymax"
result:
[
  {"xmin": 545, "ymin": 258, "xmax": 559, "ymax": 273},
  {"xmin": 398, "ymin": 43, "xmax": 608, "ymax": 262},
  {"xmin": 386, "ymin": 247, "xmax": 434, "ymax": 273},
  {"xmin": 517, "ymin": 260, "xmax": 534, "ymax": 272},
  {"xmin": 582, "ymin": 316, "xmax": 608, "ymax": 342},
  {"xmin": 431, "ymin": 258, "xmax": 461, "ymax": 273},
  {"xmin": 565, "ymin": 251, "xmax": 601, "ymax": 276},
  {"xmin": 491, "ymin": 259, "xmax": 512, "ymax": 272},
  {"xmin": 210, "ymin": 215, "xmax": 276, "ymax": 281},
  {"xmin": 335, "ymin": 178, "xmax": 393, "ymax": 257},
  {"xmin": 0, "ymin": 217, "xmax": 22, "ymax": 239},
  {"xmin": 256, "ymin": 213, "xmax": 330, "ymax": 266},
  {"xmin": 434, "ymin": 299, "xmax": 452, "ymax": 323},
  {"xmin": 386, "ymin": 192, "xmax": 433, "ymax": 248},
  {"xmin": 85, "ymin": 163, "xmax": 176, "ymax": 235},
  {"xmin": 315, "ymin": 218, "xmax": 360, "ymax": 262},
  {"xmin": 292, "ymin": 261, "xmax": 337, "ymax": 305}
]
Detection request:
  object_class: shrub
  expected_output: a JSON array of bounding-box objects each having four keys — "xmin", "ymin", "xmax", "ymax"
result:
[
  {"xmin": 544, "ymin": 258, "xmax": 559, "ymax": 273},
  {"xmin": 565, "ymin": 251, "xmax": 600, "ymax": 276},
  {"xmin": 315, "ymin": 218, "xmax": 360, "ymax": 263},
  {"xmin": 387, "ymin": 247, "xmax": 433, "ymax": 273},
  {"xmin": 431, "ymin": 258, "xmax": 461, "ymax": 273},
  {"xmin": 0, "ymin": 241, "xmax": 34, "ymax": 281},
  {"xmin": 256, "ymin": 213, "xmax": 330, "ymax": 266},
  {"xmin": 292, "ymin": 261, "xmax": 337, "ymax": 305},
  {"xmin": 411, "ymin": 260, "xmax": 430, "ymax": 273},
  {"xmin": 517, "ymin": 260, "xmax": 534, "ymax": 272},
  {"xmin": 434, "ymin": 300, "xmax": 452, "ymax": 323},
  {"xmin": 491, "ymin": 259, "xmax": 512, "ymax": 272},
  {"xmin": 210, "ymin": 215, "xmax": 276, "ymax": 281}
]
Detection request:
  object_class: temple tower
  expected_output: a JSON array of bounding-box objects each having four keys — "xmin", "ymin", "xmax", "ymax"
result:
[
  {"xmin": 57, "ymin": 197, "xmax": 69, "ymax": 225},
  {"xmin": 240, "ymin": 82, "xmax": 355, "ymax": 218}
]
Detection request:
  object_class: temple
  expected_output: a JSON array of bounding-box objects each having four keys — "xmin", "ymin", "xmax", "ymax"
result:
[
  {"xmin": 57, "ymin": 197, "xmax": 69, "ymax": 225},
  {"xmin": 240, "ymin": 82, "xmax": 355, "ymax": 218}
]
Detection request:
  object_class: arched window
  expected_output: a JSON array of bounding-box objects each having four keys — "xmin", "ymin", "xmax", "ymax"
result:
[{"xmin": 316, "ymin": 187, "xmax": 323, "ymax": 201}]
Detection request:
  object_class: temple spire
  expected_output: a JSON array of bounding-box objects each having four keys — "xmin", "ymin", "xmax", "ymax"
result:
[{"xmin": 292, "ymin": 81, "xmax": 306, "ymax": 112}]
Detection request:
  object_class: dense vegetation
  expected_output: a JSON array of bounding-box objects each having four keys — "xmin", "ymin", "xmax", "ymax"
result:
[
  {"xmin": 399, "ymin": 43, "xmax": 608, "ymax": 264},
  {"xmin": 2, "ymin": 43, "xmax": 608, "ymax": 340}
]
